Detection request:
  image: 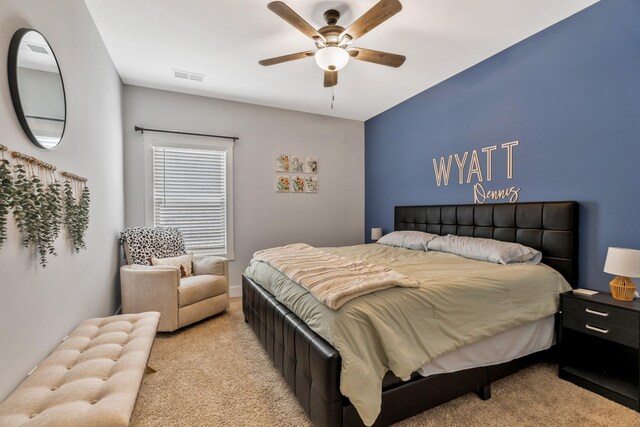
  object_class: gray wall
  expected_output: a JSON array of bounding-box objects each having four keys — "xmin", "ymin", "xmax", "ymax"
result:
[
  {"xmin": 123, "ymin": 85, "xmax": 364, "ymax": 294},
  {"xmin": 0, "ymin": 0, "xmax": 124, "ymax": 400}
]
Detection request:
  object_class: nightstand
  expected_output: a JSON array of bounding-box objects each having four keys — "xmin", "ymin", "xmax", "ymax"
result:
[{"xmin": 558, "ymin": 291, "xmax": 640, "ymax": 411}]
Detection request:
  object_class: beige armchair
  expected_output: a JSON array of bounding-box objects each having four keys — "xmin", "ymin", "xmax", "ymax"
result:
[{"xmin": 120, "ymin": 227, "xmax": 229, "ymax": 332}]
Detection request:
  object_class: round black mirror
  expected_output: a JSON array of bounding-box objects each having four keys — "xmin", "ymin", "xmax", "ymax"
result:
[{"xmin": 8, "ymin": 28, "xmax": 66, "ymax": 150}]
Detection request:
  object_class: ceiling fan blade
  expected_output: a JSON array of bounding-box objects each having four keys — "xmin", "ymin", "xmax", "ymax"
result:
[
  {"xmin": 268, "ymin": 2, "xmax": 325, "ymax": 42},
  {"xmin": 259, "ymin": 50, "xmax": 316, "ymax": 66},
  {"xmin": 349, "ymin": 47, "xmax": 405, "ymax": 67},
  {"xmin": 324, "ymin": 70, "xmax": 338, "ymax": 87},
  {"xmin": 339, "ymin": 0, "xmax": 402, "ymax": 43}
]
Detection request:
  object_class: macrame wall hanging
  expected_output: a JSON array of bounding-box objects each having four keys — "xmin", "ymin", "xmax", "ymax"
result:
[{"xmin": 0, "ymin": 144, "xmax": 90, "ymax": 266}]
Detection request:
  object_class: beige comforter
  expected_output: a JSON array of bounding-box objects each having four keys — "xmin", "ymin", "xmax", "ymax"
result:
[
  {"xmin": 253, "ymin": 243, "xmax": 419, "ymax": 309},
  {"xmin": 244, "ymin": 244, "xmax": 572, "ymax": 426}
]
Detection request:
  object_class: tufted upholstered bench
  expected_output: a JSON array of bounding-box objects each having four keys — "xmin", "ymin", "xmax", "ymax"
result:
[{"xmin": 0, "ymin": 311, "xmax": 160, "ymax": 427}]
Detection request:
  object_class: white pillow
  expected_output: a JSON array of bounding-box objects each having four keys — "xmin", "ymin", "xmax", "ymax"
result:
[
  {"xmin": 151, "ymin": 254, "xmax": 193, "ymax": 277},
  {"xmin": 427, "ymin": 235, "xmax": 542, "ymax": 265},
  {"xmin": 377, "ymin": 231, "xmax": 438, "ymax": 251}
]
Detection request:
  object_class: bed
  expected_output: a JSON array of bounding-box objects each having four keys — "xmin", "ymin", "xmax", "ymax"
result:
[{"xmin": 242, "ymin": 201, "xmax": 578, "ymax": 427}]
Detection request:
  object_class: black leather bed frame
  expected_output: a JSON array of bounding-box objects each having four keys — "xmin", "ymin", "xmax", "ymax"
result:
[{"xmin": 242, "ymin": 201, "xmax": 578, "ymax": 427}]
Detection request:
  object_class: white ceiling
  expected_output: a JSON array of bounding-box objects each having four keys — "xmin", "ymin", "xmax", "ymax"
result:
[{"xmin": 84, "ymin": 0, "xmax": 598, "ymax": 121}]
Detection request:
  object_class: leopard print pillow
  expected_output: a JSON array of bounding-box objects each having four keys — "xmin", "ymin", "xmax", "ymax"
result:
[{"xmin": 120, "ymin": 227, "xmax": 186, "ymax": 265}]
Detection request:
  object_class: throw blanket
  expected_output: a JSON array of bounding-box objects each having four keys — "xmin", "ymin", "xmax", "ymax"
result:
[{"xmin": 253, "ymin": 243, "xmax": 419, "ymax": 309}]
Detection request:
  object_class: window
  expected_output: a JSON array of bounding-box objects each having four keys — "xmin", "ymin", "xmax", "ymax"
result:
[{"xmin": 148, "ymin": 138, "xmax": 233, "ymax": 258}]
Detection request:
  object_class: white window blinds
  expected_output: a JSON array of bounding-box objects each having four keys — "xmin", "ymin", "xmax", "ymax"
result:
[{"xmin": 152, "ymin": 146, "xmax": 227, "ymax": 253}]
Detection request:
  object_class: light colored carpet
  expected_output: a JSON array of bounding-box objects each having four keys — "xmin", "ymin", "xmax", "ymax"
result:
[{"xmin": 132, "ymin": 298, "xmax": 640, "ymax": 426}]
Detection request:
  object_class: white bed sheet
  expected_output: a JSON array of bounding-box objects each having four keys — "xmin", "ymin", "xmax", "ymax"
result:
[{"xmin": 417, "ymin": 315, "xmax": 554, "ymax": 378}]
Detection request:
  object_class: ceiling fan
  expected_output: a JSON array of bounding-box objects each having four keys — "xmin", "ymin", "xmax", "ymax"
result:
[{"xmin": 259, "ymin": 0, "xmax": 406, "ymax": 88}]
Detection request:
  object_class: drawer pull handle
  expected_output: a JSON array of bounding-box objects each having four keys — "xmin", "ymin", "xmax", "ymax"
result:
[
  {"xmin": 585, "ymin": 324, "xmax": 609, "ymax": 334},
  {"xmin": 585, "ymin": 308, "xmax": 609, "ymax": 317}
]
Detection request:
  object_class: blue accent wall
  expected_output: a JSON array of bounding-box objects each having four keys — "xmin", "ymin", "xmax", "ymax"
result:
[{"xmin": 364, "ymin": 0, "xmax": 640, "ymax": 291}]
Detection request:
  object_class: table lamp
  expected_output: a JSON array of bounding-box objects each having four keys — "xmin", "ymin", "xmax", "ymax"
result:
[
  {"xmin": 371, "ymin": 228, "xmax": 382, "ymax": 242},
  {"xmin": 604, "ymin": 247, "xmax": 640, "ymax": 301}
]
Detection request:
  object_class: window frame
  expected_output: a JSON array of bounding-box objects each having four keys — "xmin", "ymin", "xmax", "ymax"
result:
[{"xmin": 143, "ymin": 131, "xmax": 234, "ymax": 260}]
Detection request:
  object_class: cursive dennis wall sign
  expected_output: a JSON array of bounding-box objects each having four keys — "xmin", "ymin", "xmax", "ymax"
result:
[{"xmin": 432, "ymin": 141, "xmax": 521, "ymax": 204}]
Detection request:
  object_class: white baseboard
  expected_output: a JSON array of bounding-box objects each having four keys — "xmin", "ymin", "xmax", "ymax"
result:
[{"xmin": 229, "ymin": 285, "xmax": 242, "ymax": 298}]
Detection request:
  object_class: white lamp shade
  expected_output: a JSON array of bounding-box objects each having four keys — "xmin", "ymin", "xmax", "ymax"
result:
[
  {"xmin": 314, "ymin": 46, "xmax": 349, "ymax": 71},
  {"xmin": 371, "ymin": 228, "xmax": 382, "ymax": 241},
  {"xmin": 604, "ymin": 247, "xmax": 640, "ymax": 278}
]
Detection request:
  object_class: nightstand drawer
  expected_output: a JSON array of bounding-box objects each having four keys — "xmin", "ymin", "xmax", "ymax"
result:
[
  {"xmin": 563, "ymin": 298, "xmax": 639, "ymax": 329},
  {"xmin": 563, "ymin": 314, "xmax": 639, "ymax": 348}
]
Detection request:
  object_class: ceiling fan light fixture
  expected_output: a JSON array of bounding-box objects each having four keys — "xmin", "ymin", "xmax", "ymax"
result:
[{"xmin": 314, "ymin": 46, "xmax": 349, "ymax": 71}]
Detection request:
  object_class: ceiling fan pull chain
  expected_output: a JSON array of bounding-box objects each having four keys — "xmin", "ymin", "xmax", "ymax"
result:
[{"xmin": 331, "ymin": 86, "xmax": 335, "ymax": 110}]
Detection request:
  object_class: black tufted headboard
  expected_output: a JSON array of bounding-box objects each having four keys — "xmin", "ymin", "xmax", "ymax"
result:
[{"xmin": 394, "ymin": 201, "xmax": 579, "ymax": 287}]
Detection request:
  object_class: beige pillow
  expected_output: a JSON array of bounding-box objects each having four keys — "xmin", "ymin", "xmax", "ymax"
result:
[
  {"xmin": 192, "ymin": 255, "xmax": 225, "ymax": 276},
  {"xmin": 151, "ymin": 254, "xmax": 193, "ymax": 277}
]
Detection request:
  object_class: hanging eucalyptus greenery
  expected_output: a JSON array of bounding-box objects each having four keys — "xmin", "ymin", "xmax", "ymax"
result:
[
  {"xmin": 11, "ymin": 159, "xmax": 63, "ymax": 266},
  {"xmin": 30, "ymin": 171, "xmax": 47, "ymax": 265},
  {"xmin": 42, "ymin": 171, "xmax": 62, "ymax": 259},
  {"xmin": 64, "ymin": 178, "xmax": 90, "ymax": 253},
  {"xmin": 12, "ymin": 162, "xmax": 35, "ymax": 248},
  {"xmin": 0, "ymin": 149, "xmax": 14, "ymax": 248}
]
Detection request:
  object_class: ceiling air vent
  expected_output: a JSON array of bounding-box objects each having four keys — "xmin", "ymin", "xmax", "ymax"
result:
[
  {"xmin": 172, "ymin": 69, "xmax": 205, "ymax": 82},
  {"xmin": 26, "ymin": 43, "xmax": 49, "ymax": 54},
  {"xmin": 188, "ymin": 73, "xmax": 204, "ymax": 82}
]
